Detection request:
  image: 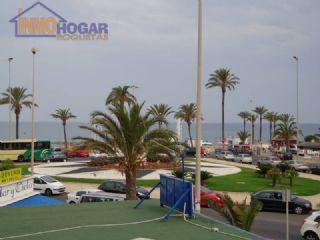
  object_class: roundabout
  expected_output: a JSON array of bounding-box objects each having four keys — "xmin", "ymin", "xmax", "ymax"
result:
[{"xmin": 33, "ymin": 160, "xmax": 241, "ymax": 180}]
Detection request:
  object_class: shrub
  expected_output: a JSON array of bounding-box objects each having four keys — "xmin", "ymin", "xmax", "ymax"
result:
[
  {"xmin": 192, "ymin": 171, "xmax": 213, "ymax": 182},
  {"xmin": 88, "ymin": 156, "xmax": 121, "ymax": 166},
  {"xmin": 0, "ymin": 160, "xmax": 15, "ymax": 171},
  {"xmin": 172, "ymin": 168, "xmax": 189, "ymax": 179},
  {"xmin": 257, "ymin": 163, "xmax": 272, "ymax": 178},
  {"xmin": 277, "ymin": 163, "xmax": 290, "ymax": 176},
  {"xmin": 267, "ymin": 167, "xmax": 281, "ymax": 187},
  {"xmin": 285, "ymin": 167, "xmax": 298, "ymax": 187}
]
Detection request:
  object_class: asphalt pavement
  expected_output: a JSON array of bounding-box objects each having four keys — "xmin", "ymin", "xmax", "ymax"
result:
[{"xmin": 201, "ymin": 207, "xmax": 306, "ymax": 240}]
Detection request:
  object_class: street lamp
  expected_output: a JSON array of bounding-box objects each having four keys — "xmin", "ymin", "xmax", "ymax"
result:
[
  {"xmin": 293, "ymin": 56, "xmax": 299, "ymax": 145},
  {"xmin": 195, "ymin": 0, "xmax": 202, "ymax": 214},
  {"xmin": 31, "ymin": 47, "xmax": 38, "ymax": 175},
  {"xmin": 8, "ymin": 57, "xmax": 13, "ymax": 140}
]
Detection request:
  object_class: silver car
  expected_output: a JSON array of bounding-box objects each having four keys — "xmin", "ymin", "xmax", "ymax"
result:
[{"xmin": 287, "ymin": 160, "xmax": 310, "ymax": 172}]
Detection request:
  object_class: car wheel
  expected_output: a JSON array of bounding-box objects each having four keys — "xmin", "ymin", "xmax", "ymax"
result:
[
  {"xmin": 294, "ymin": 206, "xmax": 303, "ymax": 214},
  {"xmin": 304, "ymin": 231, "xmax": 319, "ymax": 240},
  {"xmin": 45, "ymin": 189, "xmax": 53, "ymax": 196},
  {"xmin": 18, "ymin": 155, "xmax": 25, "ymax": 162}
]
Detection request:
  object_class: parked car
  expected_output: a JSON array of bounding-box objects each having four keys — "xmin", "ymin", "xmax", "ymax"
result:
[
  {"xmin": 251, "ymin": 190, "xmax": 312, "ymax": 214},
  {"xmin": 234, "ymin": 154, "xmax": 253, "ymax": 164},
  {"xmin": 216, "ymin": 151, "xmax": 234, "ymax": 161},
  {"xmin": 75, "ymin": 150, "xmax": 89, "ymax": 158},
  {"xmin": 43, "ymin": 152, "xmax": 67, "ymax": 162},
  {"xmin": 67, "ymin": 189, "xmax": 101, "ymax": 204},
  {"xmin": 274, "ymin": 151, "xmax": 293, "ymax": 160},
  {"xmin": 289, "ymin": 145, "xmax": 298, "ymax": 154},
  {"xmin": 98, "ymin": 180, "xmax": 149, "ymax": 199},
  {"xmin": 287, "ymin": 160, "xmax": 311, "ymax": 173},
  {"xmin": 80, "ymin": 192, "xmax": 125, "ymax": 203},
  {"xmin": 300, "ymin": 211, "xmax": 320, "ymax": 240},
  {"xmin": 254, "ymin": 156, "xmax": 281, "ymax": 166},
  {"xmin": 309, "ymin": 164, "xmax": 320, "ymax": 175},
  {"xmin": 33, "ymin": 175, "xmax": 65, "ymax": 196},
  {"xmin": 89, "ymin": 151, "xmax": 109, "ymax": 158},
  {"xmin": 64, "ymin": 150, "xmax": 78, "ymax": 158},
  {"xmin": 200, "ymin": 187, "xmax": 224, "ymax": 207}
]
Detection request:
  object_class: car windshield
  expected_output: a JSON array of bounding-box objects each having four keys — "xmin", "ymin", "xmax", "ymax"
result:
[{"xmin": 41, "ymin": 176, "xmax": 57, "ymax": 183}]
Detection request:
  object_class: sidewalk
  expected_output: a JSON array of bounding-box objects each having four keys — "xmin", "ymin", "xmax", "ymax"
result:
[{"xmin": 203, "ymin": 157, "xmax": 320, "ymax": 181}]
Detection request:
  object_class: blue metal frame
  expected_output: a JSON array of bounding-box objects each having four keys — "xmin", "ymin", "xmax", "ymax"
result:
[{"xmin": 134, "ymin": 182, "xmax": 161, "ymax": 209}]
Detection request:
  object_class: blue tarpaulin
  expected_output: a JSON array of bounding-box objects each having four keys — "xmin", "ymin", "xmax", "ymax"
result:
[{"xmin": 7, "ymin": 194, "xmax": 64, "ymax": 207}]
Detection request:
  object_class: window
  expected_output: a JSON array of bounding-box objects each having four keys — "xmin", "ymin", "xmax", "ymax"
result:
[
  {"xmin": 34, "ymin": 178, "xmax": 44, "ymax": 184},
  {"xmin": 114, "ymin": 183, "xmax": 126, "ymax": 193},
  {"xmin": 258, "ymin": 192, "xmax": 272, "ymax": 199},
  {"xmin": 76, "ymin": 191, "xmax": 87, "ymax": 197},
  {"xmin": 103, "ymin": 182, "xmax": 114, "ymax": 191},
  {"xmin": 272, "ymin": 192, "xmax": 282, "ymax": 200},
  {"xmin": 314, "ymin": 216, "xmax": 320, "ymax": 223}
]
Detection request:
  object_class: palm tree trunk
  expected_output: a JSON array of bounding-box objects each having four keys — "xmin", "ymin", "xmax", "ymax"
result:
[
  {"xmin": 259, "ymin": 116, "xmax": 262, "ymax": 143},
  {"xmin": 63, "ymin": 122, "xmax": 67, "ymax": 148},
  {"xmin": 273, "ymin": 120, "xmax": 276, "ymax": 137},
  {"xmin": 15, "ymin": 113, "xmax": 19, "ymax": 139},
  {"xmin": 188, "ymin": 123, "xmax": 193, "ymax": 148},
  {"xmin": 222, "ymin": 91, "xmax": 225, "ymax": 144},
  {"xmin": 243, "ymin": 119, "xmax": 246, "ymax": 132},
  {"xmin": 286, "ymin": 139, "xmax": 290, "ymax": 152},
  {"xmin": 125, "ymin": 166, "xmax": 137, "ymax": 200},
  {"xmin": 269, "ymin": 121, "xmax": 272, "ymax": 144},
  {"xmin": 252, "ymin": 121, "xmax": 255, "ymax": 144}
]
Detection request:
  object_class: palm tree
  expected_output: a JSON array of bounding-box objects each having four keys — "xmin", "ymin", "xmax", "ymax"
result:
[
  {"xmin": 272, "ymin": 112, "xmax": 279, "ymax": 137},
  {"xmin": 206, "ymin": 68, "xmax": 239, "ymax": 143},
  {"xmin": 253, "ymin": 106, "xmax": 268, "ymax": 143},
  {"xmin": 51, "ymin": 108, "xmax": 76, "ymax": 148},
  {"xmin": 75, "ymin": 102, "xmax": 176, "ymax": 200},
  {"xmin": 237, "ymin": 131, "xmax": 250, "ymax": 145},
  {"xmin": 207, "ymin": 194, "xmax": 261, "ymax": 231},
  {"xmin": 0, "ymin": 87, "xmax": 34, "ymax": 139},
  {"xmin": 174, "ymin": 103, "xmax": 197, "ymax": 148},
  {"xmin": 238, "ymin": 111, "xmax": 251, "ymax": 132},
  {"xmin": 148, "ymin": 104, "xmax": 174, "ymax": 129},
  {"xmin": 286, "ymin": 167, "xmax": 298, "ymax": 187},
  {"xmin": 264, "ymin": 112, "xmax": 276, "ymax": 144},
  {"xmin": 106, "ymin": 85, "xmax": 137, "ymax": 108},
  {"xmin": 275, "ymin": 114, "xmax": 297, "ymax": 151},
  {"xmin": 267, "ymin": 167, "xmax": 281, "ymax": 187},
  {"xmin": 248, "ymin": 114, "xmax": 257, "ymax": 144}
]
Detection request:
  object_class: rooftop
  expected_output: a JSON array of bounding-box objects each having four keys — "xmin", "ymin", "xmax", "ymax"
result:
[{"xmin": 0, "ymin": 200, "xmax": 261, "ymax": 240}]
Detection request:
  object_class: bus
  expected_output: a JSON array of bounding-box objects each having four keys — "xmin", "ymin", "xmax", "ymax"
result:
[{"xmin": 0, "ymin": 139, "xmax": 52, "ymax": 162}]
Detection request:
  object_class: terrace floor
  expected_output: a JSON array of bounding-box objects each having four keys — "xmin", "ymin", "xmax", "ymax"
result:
[{"xmin": 0, "ymin": 200, "xmax": 261, "ymax": 240}]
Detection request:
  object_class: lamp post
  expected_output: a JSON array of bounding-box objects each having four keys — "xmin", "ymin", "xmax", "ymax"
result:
[
  {"xmin": 31, "ymin": 48, "xmax": 38, "ymax": 175},
  {"xmin": 8, "ymin": 57, "xmax": 13, "ymax": 140},
  {"xmin": 293, "ymin": 56, "xmax": 299, "ymax": 145},
  {"xmin": 195, "ymin": 0, "xmax": 202, "ymax": 214}
]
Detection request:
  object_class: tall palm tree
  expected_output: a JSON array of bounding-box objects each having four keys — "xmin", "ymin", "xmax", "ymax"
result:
[
  {"xmin": 208, "ymin": 194, "xmax": 261, "ymax": 231},
  {"xmin": 206, "ymin": 68, "xmax": 239, "ymax": 144},
  {"xmin": 75, "ymin": 102, "xmax": 176, "ymax": 200},
  {"xmin": 238, "ymin": 111, "xmax": 251, "ymax": 132},
  {"xmin": 264, "ymin": 112, "xmax": 276, "ymax": 144},
  {"xmin": 272, "ymin": 112, "xmax": 279, "ymax": 137},
  {"xmin": 0, "ymin": 87, "xmax": 34, "ymax": 139},
  {"xmin": 248, "ymin": 114, "xmax": 257, "ymax": 144},
  {"xmin": 106, "ymin": 85, "xmax": 137, "ymax": 108},
  {"xmin": 148, "ymin": 104, "xmax": 174, "ymax": 129},
  {"xmin": 253, "ymin": 106, "xmax": 268, "ymax": 143},
  {"xmin": 174, "ymin": 103, "xmax": 197, "ymax": 148},
  {"xmin": 275, "ymin": 114, "xmax": 297, "ymax": 151},
  {"xmin": 51, "ymin": 108, "xmax": 76, "ymax": 148}
]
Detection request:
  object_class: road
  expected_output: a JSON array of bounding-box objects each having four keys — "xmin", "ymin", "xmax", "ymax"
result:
[{"xmin": 201, "ymin": 207, "xmax": 306, "ymax": 240}]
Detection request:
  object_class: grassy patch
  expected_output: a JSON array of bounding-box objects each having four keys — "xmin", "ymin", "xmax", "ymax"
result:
[
  {"xmin": 52, "ymin": 176, "xmax": 159, "ymax": 188},
  {"xmin": 204, "ymin": 168, "xmax": 320, "ymax": 196},
  {"xmin": 19, "ymin": 164, "xmax": 31, "ymax": 175}
]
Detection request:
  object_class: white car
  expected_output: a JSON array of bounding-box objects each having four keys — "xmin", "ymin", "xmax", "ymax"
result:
[
  {"xmin": 223, "ymin": 151, "xmax": 235, "ymax": 161},
  {"xmin": 89, "ymin": 151, "xmax": 109, "ymax": 158},
  {"xmin": 234, "ymin": 154, "xmax": 253, "ymax": 163},
  {"xmin": 300, "ymin": 211, "xmax": 320, "ymax": 240},
  {"xmin": 33, "ymin": 175, "xmax": 66, "ymax": 196},
  {"xmin": 67, "ymin": 189, "xmax": 101, "ymax": 204}
]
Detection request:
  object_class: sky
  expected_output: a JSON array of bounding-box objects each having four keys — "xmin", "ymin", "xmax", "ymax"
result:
[{"xmin": 0, "ymin": 0, "xmax": 319, "ymax": 124}]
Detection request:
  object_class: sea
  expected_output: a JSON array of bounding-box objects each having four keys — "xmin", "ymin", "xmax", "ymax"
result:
[{"xmin": 0, "ymin": 122, "xmax": 319, "ymax": 144}]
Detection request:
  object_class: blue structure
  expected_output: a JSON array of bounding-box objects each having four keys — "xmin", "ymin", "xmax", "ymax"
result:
[
  {"xmin": 160, "ymin": 174, "xmax": 194, "ymax": 221},
  {"xmin": 7, "ymin": 194, "xmax": 64, "ymax": 207}
]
